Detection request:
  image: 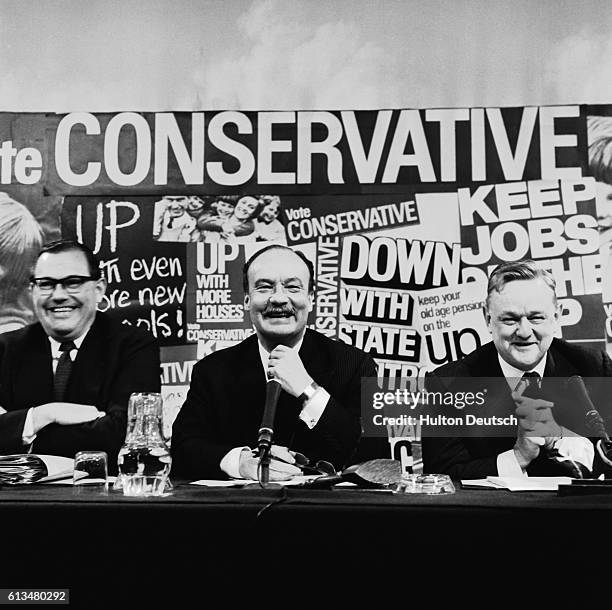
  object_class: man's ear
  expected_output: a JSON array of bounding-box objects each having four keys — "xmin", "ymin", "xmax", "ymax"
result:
[
  {"xmin": 554, "ymin": 301, "xmax": 561, "ymax": 324},
  {"xmin": 244, "ymin": 293, "xmax": 251, "ymax": 312},
  {"xmin": 484, "ymin": 306, "xmax": 492, "ymax": 332},
  {"xmin": 308, "ymin": 291, "xmax": 314, "ymax": 313},
  {"xmin": 95, "ymin": 277, "xmax": 107, "ymax": 303}
]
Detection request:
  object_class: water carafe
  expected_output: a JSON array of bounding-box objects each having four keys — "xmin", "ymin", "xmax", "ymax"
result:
[{"xmin": 117, "ymin": 392, "xmax": 172, "ymax": 496}]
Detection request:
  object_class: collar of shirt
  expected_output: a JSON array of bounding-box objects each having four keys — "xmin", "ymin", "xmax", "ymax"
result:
[
  {"xmin": 48, "ymin": 333, "xmax": 87, "ymax": 361},
  {"xmin": 498, "ymin": 353, "xmax": 547, "ymax": 392},
  {"xmin": 258, "ymin": 338, "xmax": 305, "ymax": 379}
]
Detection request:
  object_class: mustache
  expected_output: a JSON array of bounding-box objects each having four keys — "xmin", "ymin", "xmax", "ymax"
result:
[{"xmin": 263, "ymin": 306, "xmax": 295, "ymax": 317}]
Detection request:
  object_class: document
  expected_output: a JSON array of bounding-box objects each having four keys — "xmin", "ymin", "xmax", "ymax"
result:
[
  {"xmin": 191, "ymin": 475, "xmax": 321, "ymax": 487},
  {"xmin": 0, "ymin": 454, "xmax": 75, "ymax": 485},
  {"xmin": 37, "ymin": 455, "xmax": 75, "ymax": 483},
  {"xmin": 461, "ymin": 476, "xmax": 572, "ymax": 491}
]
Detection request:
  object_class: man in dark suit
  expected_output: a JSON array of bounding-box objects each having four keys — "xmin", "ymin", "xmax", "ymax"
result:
[
  {"xmin": 0, "ymin": 240, "xmax": 160, "ymax": 470},
  {"xmin": 172, "ymin": 245, "xmax": 377, "ymax": 480},
  {"xmin": 423, "ymin": 259, "xmax": 612, "ymax": 480}
]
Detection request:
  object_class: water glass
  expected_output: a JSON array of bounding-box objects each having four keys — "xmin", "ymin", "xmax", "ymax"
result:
[{"xmin": 73, "ymin": 451, "xmax": 108, "ymax": 493}]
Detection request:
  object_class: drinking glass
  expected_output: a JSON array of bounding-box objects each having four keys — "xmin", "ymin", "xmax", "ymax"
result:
[{"xmin": 73, "ymin": 451, "xmax": 108, "ymax": 494}]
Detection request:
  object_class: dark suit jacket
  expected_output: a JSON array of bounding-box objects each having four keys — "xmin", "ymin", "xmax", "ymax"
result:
[
  {"xmin": 422, "ymin": 339, "xmax": 612, "ymax": 479},
  {"xmin": 0, "ymin": 313, "xmax": 160, "ymax": 469},
  {"xmin": 171, "ymin": 329, "xmax": 378, "ymax": 479}
]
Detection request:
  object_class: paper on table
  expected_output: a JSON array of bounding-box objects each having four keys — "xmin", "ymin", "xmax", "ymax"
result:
[
  {"xmin": 487, "ymin": 476, "xmax": 572, "ymax": 491},
  {"xmin": 191, "ymin": 475, "xmax": 321, "ymax": 487},
  {"xmin": 461, "ymin": 476, "xmax": 572, "ymax": 491},
  {"xmin": 37, "ymin": 455, "xmax": 75, "ymax": 483},
  {"xmin": 461, "ymin": 479, "xmax": 505, "ymax": 489},
  {"xmin": 191, "ymin": 480, "xmax": 245, "ymax": 487}
]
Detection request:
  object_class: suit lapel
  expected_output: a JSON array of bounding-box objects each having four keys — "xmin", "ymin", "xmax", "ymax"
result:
[
  {"xmin": 21, "ymin": 324, "xmax": 54, "ymax": 405},
  {"xmin": 233, "ymin": 334, "xmax": 267, "ymax": 391},
  {"xmin": 541, "ymin": 342, "xmax": 584, "ymax": 431},
  {"xmin": 469, "ymin": 343, "xmax": 515, "ymax": 418},
  {"xmin": 67, "ymin": 316, "xmax": 107, "ymax": 403},
  {"xmin": 298, "ymin": 329, "xmax": 329, "ymax": 385},
  {"xmin": 230, "ymin": 335, "xmax": 268, "ymax": 443}
]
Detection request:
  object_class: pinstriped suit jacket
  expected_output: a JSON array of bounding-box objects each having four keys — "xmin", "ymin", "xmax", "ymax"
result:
[{"xmin": 171, "ymin": 328, "xmax": 377, "ymax": 479}]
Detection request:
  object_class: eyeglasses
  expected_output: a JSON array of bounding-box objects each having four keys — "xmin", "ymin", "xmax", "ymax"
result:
[
  {"xmin": 293, "ymin": 452, "xmax": 337, "ymax": 476},
  {"xmin": 30, "ymin": 275, "xmax": 96, "ymax": 294}
]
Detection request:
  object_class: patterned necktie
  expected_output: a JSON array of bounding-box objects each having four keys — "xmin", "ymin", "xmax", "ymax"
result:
[
  {"xmin": 54, "ymin": 341, "xmax": 76, "ymax": 401},
  {"xmin": 518, "ymin": 371, "xmax": 541, "ymax": 397}
]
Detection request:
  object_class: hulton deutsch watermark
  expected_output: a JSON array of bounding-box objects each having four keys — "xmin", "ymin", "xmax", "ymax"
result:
[{"xmin": 361, "ymin": 376, "xmax": 612, "ymax": 438}]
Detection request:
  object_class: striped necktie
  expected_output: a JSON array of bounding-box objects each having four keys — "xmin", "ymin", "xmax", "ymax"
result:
[
  {"xmin": 54, "ymin": 341, "xmax": 76, "ymax": 401},
  {"xmin": 516, "ymin": 371, "xmax": 542, "ymax": 399}
]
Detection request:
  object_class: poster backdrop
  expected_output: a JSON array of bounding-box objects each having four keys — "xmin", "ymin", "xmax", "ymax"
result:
[{"xmin": 1, "ymin": 104, "xmax": 611, "ymax": 471}]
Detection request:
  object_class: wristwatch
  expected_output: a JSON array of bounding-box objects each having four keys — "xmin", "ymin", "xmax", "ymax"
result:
[{"xmin": 298, "ymin": 381, "xmax": 320, "ymax": 403}]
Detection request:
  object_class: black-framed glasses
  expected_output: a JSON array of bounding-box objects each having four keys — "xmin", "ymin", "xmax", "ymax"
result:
[{"xmin": 30, "ymin": 275, "xmax": 96, "ymax": 294}]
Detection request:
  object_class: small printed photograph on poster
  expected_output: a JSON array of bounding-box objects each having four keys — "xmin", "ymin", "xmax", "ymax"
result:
[
  {"xmin": 160, "ymin": 194, "xmax": 288, "ymax": 246},
  {"xmin": 152, "ymin": 196, "xmax": 200, "ymax": 242}
]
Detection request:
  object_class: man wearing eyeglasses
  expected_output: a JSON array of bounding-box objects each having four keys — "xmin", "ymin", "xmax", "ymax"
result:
[{"xmin": 0, "ymin": 240, "xmax": 160, "ymax": 469}]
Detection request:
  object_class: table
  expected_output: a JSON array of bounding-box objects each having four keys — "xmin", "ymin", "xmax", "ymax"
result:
[{"xmin": 1, "ymin": 482, "xmax": 610, "ymax": 609}]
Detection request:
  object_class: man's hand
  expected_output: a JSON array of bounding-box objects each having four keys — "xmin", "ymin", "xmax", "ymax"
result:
[
  {"xmin": 267, "ymin": 346, "xmax": 313, "ymax": 397},
  {"xmin": 31, "ymin": 403, "xmax": 104, "ymax": 434},
  {"xmin": 238, "ymin": 444, "xmax": 303, "ymax": 481},
  {"xmin": 511, "ymin": 390, "xmax": 562, "ymax": 467}
]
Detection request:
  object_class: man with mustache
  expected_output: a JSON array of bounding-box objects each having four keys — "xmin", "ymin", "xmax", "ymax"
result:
[
  {"xmin": 172, "ymin": 245, "xmax": 377, "ymax": 480},
  {"xmin": 0, "ymin": 240, "xmax": 160, "ymax": 470}
]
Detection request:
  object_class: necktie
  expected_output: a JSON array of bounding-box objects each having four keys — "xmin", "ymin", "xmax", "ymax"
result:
[
  {"xmin": 54, "ymin": 341, "xmax": 76, "ymax": 401},
  {"xmin": 518, "ymin": 371, "xmax": 541, "ymax": 397},
  {"xmin": 518, "ymin": 371, "xmax": 546, "ymax": 448}
]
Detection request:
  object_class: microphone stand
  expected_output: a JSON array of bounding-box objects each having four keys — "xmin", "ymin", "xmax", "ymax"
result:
[
  {"xmin": 258, "ymin": 437, "xmax": 272, "ymax": 486},
  {"xmin": 257, "ymin": 379, "xmax": 281, "ymax": 488}
]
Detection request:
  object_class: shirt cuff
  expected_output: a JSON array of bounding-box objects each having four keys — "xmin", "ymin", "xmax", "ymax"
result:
[
  {"xmin": 597, "ymin": 440, "xmax": 612, "ymax": 468},
  {"xmin": 497, "ymin": 449, "xmax": 526, "ymax": 477},
  {"xmin": 22, "ymin": 408, "xmax": 37, "ymax": 445},
  {"xmin": 219, "ymin": 446, "xmax": 250, "ymax": 479},
  {"xmin": 299, "ymin": 387, "xmax": 330, "ymax": 429},
  {"xmin": 553, "ymin": 437, "xmax": 594, "ymax": 471}
]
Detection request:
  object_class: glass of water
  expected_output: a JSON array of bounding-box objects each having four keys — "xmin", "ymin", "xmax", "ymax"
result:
[{"xmin": 73, "ymin": 451, "xmax": 108, "ymax": 493}]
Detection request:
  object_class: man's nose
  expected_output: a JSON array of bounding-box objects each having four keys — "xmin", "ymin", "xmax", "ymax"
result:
[
  {"xmin": 269, "ymin": 285, "xmax": 289, "ymax": 303},
  {"xmin": 515, "ymin": 317, "xmax": 533, "ymax": 337},
  {"xmin": 49, "ymin": 282, "xmax": 69, "ymax": 298}
]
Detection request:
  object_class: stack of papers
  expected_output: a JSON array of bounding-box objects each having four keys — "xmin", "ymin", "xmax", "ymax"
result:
[
  {"xmin": 0, "ymin": 454, "xmax": 74, "ymax": 485},
  {"xmin": 191, "ymin": 475, "xmax": 321, "ymax": 487},
  {"xmin": 461, "ymin": 476, "xmax": 572, "ymax": 491}
]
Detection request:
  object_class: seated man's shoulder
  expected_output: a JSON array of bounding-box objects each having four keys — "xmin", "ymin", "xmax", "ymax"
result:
[
  {"xmin": 95, "ymin": 314, "xmax": 158, "ymax": 348},
  {"xmin": 428, "ymin": 341, "xmax": 497, "ymax": 379},
  {"xmin": 0, "ymin": 321, "xmax": 43, "ymax": 346},
  {"xmin": 551, "ymin": 337, "xmax": 610, "ymax": 374},
  {"xmin": 307, "ymin": 329, "xmax": 373, "ymax": 361},
  {"xmin": 192, "ymin": 334, "xmax": 256, "ymax": 373}
]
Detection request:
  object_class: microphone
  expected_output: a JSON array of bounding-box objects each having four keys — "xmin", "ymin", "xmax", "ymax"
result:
[
  {"xmin": 566, "ymin": 376, "xmax": 611, "ymax": 443},
  {"xmin": 257, "ymin": 379, "xmax": 282, "ymax": 485},
  {"xmin": 567, "ymin": 375, "xmax": 612, "ymax": 471}
]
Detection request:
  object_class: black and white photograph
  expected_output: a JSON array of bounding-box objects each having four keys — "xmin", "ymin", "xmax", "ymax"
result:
[{"xmin": 1, "ymin": 1, "xmax": 612, "ymax": 608}]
